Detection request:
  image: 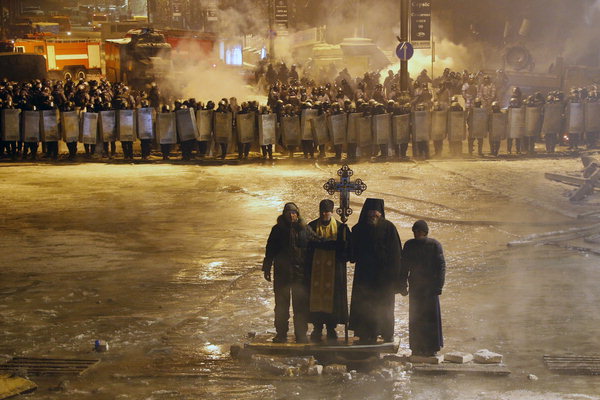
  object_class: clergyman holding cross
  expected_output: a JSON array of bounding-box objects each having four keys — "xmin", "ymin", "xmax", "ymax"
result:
[{"xmin": 306, "ymin": 199, "xmax": 352, "ymax": 343}]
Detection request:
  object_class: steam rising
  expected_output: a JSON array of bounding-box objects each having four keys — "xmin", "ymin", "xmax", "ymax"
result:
[{"xmin": 161, "ymin": 0, "xmax": 600, "ymax": 102}]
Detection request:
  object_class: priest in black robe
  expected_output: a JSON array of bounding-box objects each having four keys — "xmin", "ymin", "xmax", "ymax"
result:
[
  {"xmin": 399, "ymin": 220, "xmax": 445, "ymax": 356},
  {"xmin": 349, "ymin": 198, "xmax": 403, "ymax": 344}
]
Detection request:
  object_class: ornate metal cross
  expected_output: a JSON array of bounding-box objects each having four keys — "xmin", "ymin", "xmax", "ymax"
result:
[{"xmin": 323, "ymin": 164, "xmax": 367, "ymax": 223}]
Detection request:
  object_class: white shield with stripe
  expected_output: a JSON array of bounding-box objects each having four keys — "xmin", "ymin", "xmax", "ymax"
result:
[
  {"xmin": 507, "ymin": 107, "xmax": 525, "ymax": 139},
  {"xmin": 328, "ymin": 113, "xmax": 347, "ymax": 145},
  {"xmin": 372, "ymin": 113, "xmax": 391, "ymax": 145},
  {"xmin": 40, "ymin": 110, "xmax": 60, "ymax": 141},
  {"xmin": 99, "ymin": 110, "xmax": 116, "ymax": 142},
  {"xmin": 1, "ymin": 109, "xmax": 21, "ymax": 141},
  {"xmin": 22, "ymin": 111, "xmax": 40, "ymax": 143},
  {"xmin": 80, "ymin": 112, "xmax": 98, "ymax": 144},
  {"xmin": 136, "ymin": 108, "xmax": 155, "ymax": 140},
  {"xmin": 117, "ymin": 110, "xmax": 136, "ymax": 142},
  {"xmin": 214, "ymin": 112, "xmax": 233, "ymax": 144},
  {"xmin": 392, "ymin": 114, "xmax": 410, "ymax": 144},
  {"xmin": 311, "ymin": 114, "xmax": 329, "ymax": 145},
  {"xmin": 176, "ymin": 108, "xmax": 198, "ymax": 141},
  {"xmin": 196, "ymin": 109, "xmax": 213, "ymax": 141},
  {"xmin": 258, "ymin": 113, "xmax": 276, "ymax": 146},
  {"xmin": 157, "ymin": 112, "xmax": 177, "ymax": 144},
  {"xmin": 61, "ymin": 111, "xmax": 80, "ymax": 143},
  {"xmin": 282, "ymin": 115, "xmax": 301, "ymax": 146},
  {"xmin": 237, "ymin": 112, "xmax": 256, "ymax": 144}
]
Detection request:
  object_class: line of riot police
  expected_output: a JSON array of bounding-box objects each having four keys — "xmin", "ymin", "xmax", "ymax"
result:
[{"xmin": 2, "ymin": 77, "xmax": 598, "ymax": 162}]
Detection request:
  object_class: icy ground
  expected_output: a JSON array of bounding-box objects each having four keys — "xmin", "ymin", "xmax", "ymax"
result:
[{"xmin": 1, "ymin": 158, "xmax": 599, "ymax": 399}]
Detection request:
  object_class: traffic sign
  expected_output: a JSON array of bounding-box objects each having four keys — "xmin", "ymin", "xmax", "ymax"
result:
[{"xmin": 396, "ymin": 42, "xmax": 414, "ymax": 61}]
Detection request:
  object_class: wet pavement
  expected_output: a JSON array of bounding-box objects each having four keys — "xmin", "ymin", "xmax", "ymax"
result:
[{"xmin": 1, "ymin": 157, "xmax": 600, "ymax": 399}]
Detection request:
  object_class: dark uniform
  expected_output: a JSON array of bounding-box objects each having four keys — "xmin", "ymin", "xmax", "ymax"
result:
[
  {"xmin": 262, "ymin": 203, "xmax": 317, "ymax": 343},
  {"xmin": 399, "ymin": 220, "xmax": 446, "ymax": 357}
]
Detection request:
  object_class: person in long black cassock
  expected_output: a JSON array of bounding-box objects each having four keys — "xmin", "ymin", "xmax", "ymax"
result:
[
  {"xmin": 399, "ymin": 220, "xmax": 445, "ymax": 356},
  {"xmin": 306, "ymin": 199, "xmax": 351, "ymax": 342},
  {"xmin": 349, "ymin": 198, "xmax": 403, "ymax": 344}
]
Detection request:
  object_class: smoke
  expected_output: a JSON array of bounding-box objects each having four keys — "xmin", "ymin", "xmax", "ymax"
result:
[
  {"xmin": 384, "ymin": 37, "xmax": 476, "ymax": 83},
  {"xmin": 217, "ymin": 4, "xmax": 267, "ymax": 39},
  {"xmin": 164, "ymin": 52, "xmax": 262, "ymax": 104},
  {"xmin": 161, "ymin": 1, "xmax": 269, "ymax": 104}
]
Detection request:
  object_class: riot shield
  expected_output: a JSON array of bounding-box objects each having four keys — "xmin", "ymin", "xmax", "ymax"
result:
[
  {"xmin": 40, "ymin": 110, "xmax": 59, "ymax": 142},
  {"xmin": 236, "ymin": 112, "xmax": 256, "ymax": 144},
  {"xmin": 80, "ymin": 112, "xmax": 98, "ymax": 144},
  {"xmin": 258, "ymin": 113, "xmax": 276, "ymax": 146},
  {"xmin": 301, "ymin": 109, "xmax": 318, "ymax": 140},
  {"xmin": 328, "ymin": 113, "xmax": 347, "ymax": 146},
  {"xmin": 392, "ymin": 114, "xmax": 410, "ymax": 144},
  {"xmin": 117, "ymin": 110, "xmax": 136, "ymax": 142},
  {"xmin": 585, "ymin": 102, "xmax": 600, "ymax": 133},
  {"xmin": 568, "ymin": 103, "xmax": 584, "ymax": 134},
  {"xmin": 358, "ymin": 115, "xmax": 372, "ymax": 147},
  {"xmin": 156, "ymin": 112, "xmax": 177, "ymax": 144},
  {"xmin": 176, "ymin": 108, "xmax": 198, "ymax": 141},
  {"xmin": 431, "ymin": 110, "xmax": 447, "ymax": 141},
  {"xmin": 281, "ymin": 115, "xmax": 301, "ymax": 146},
  {"xmin": 540, "ymin": 103, "xmax": 563, "ymax": 136},
  {"xmin": 372, "ymin": 113, "xmax": 391, "ymax": 145},
  {"xmin": 489, "ymin": 112, "xmax": 508, "ymax": 141},
  {"xmin": 413, "ymin": 110, "xmax": 432, "ymax": 142},
  {"xmin": 1, "ymin": 109, "xmax": 21, "ymax": 141},
  {"xmin": 525, "ymin": 106, "xmax": 542, "ymax": 137},
  {"xmin": 507, "ymin": 107, "xmax": 525, "ymax": 139},
  {"xmin": 447, "ymin": 110, "xmax": 466, "ymax": 141},
  {"xmin": 22, "ymin": 110, "xmax": 40, "ymax": 143},
  {"xmin": 346, "ymin": 113, "xmax": 360, "ymax": 144},
  {"xmin": 61, "ymin": 111, "xmax": 80, "ymax": 143},
  {"xmin": 99, "ymin": 110, "xmax": 116, "ymax": 142},
  {"xmin": 468, "ymin": 108, "xmax": 489, "ymax": 139},
  {"xmin": 214, "ymin": 112, "xmax": 233, "ymax": 144},
  {"xmin": 136, "ymin": 108, "xmax": 155, "ymax": 140},
  {"xmin": 196, "ymin": 109, "xmax": 213, "ymax": 141},
  {"xmin": 311, "ymin": 113, "xmax": 330, "ymax": 145}
]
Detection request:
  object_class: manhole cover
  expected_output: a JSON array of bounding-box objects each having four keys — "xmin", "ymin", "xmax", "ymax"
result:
[
  {"xmin": 544, "ymin": 355, "xmax": 600, "ymax": 375},
  {"xmin": 0, "ymin": 357, "xmax": 99, "ymax": 376}
]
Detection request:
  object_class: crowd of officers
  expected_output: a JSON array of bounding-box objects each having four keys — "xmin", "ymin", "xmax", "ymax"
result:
[{"xmin": 0, "ymin": 74, "xmax": 598, "ymax": 162}]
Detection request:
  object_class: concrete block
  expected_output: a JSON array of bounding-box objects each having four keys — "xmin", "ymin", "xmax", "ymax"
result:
[
  {"xmin": 409, "ymin": 354, "xmax": 444, "ymax": 364},
  {"xmin": 382, "ymin": 353, "xmax": 410, "ymax": 363},
  {"xmin": 324, "ymin": 364, "xmax": 347, "ymax": 375},
  {"xmin": 306, "ymin": 365, "xmax": 323, "ymax": 376},
  {"xmin": 474, "ymin": 349, "xmax": 503, "ymax": 364},
  {"xmin": 445, "ymin": 351, "xmax": 473, "ymax": 364}
]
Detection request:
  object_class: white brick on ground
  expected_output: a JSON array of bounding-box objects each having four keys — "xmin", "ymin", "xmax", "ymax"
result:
[
  {"xmin": 473, "ymin": 349, "xmax": 503, "ymax": 364},
  {"xmin": 445, "ymin": 351, "xmax": 474, "ymax": 364},
  {"xmin": 307, "ymin": 365, "xmax": 323, "ymax": 376},
  {"xmin": 409, "ymin": 354, "xmax": 444, "ymax": 364}
]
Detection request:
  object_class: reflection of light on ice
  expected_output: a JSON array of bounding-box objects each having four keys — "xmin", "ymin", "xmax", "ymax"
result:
[
  {"xmin": 202, "ymin": 343, "xmax": 223, "ymax": 357},
  {"xmin": 199, "ymin": 261, "xmax": 223, "ymax": 281},
  {"xmin": 206, "ymin": 261, "xmax": 224, "ymax": 268}
]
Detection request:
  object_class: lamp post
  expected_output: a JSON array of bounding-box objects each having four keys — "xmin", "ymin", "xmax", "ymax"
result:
[{"xmin": 400, "ymin": 0, "xmax": 409, "ymax": 92}]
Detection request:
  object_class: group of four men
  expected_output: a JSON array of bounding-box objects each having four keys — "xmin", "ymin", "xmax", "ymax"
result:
[{"xmin": 262, "ymin": 198, "xmax": 446, "ymax": 357}]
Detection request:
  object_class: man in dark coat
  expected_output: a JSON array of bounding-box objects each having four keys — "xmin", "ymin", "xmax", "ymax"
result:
[
  {"xmin": 399, "ymin": 220, "xmax": 446, "ymax": 356},
  {"xmin": 306, "ymin": 199, "xmax": 351, "ymax": 342},
  {"xmin": 349, "ymin": 198, "xmax": 403, "ymax": 344},
  {"xmin": 263, "ymin": 203, "xmax": 317, "ymax": 343}
]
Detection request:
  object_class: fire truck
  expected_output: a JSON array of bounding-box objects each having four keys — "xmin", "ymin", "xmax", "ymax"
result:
[
  {"xmin": 13, "ymin": 38, "xmax": 102, "ymax": 80},
  {"xmin": 104, "ymin": 29, "xmax": 172, "ymax": 89}
]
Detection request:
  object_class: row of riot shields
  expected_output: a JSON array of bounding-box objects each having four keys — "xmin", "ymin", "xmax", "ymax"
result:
[{"xmin": 6, "ymin": 103, "xmax": 600, "ymax": 147}]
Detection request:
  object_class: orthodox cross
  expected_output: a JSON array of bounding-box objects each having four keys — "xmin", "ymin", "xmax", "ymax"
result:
[{"xmin": 323, "ymin": 164, "xmax": 367, "ymax": 224}]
